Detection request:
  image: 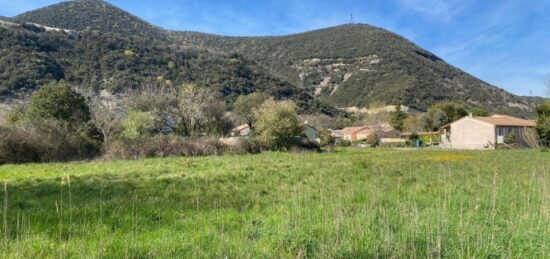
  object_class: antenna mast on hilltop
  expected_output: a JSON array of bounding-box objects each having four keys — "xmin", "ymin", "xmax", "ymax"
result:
[{"xmin": 350, "ymin": 14, "xmax": 354, "ymax": 24}]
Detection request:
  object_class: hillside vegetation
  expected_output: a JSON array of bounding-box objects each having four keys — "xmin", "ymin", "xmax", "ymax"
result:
[
  {"xmin": 0, "ymin": 149, "xmax": 549, "ymax": 257},
  {"xmin": 0, "ymin": 23, "xmax": 330, "ymax": 113},
  {"xmin": 12, "ymin": 0, "xmax": 166, "ymax": 39},
  {"xmin": 178, "ymin": 25, "xmax": 540, "ymax": 115},
  {"xmin": 3, "ymin": 0, "xmax": 544, "ymax": 116}
]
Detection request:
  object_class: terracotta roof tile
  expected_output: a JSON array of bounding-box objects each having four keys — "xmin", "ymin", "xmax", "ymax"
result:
[{"xmin": 472, "ymin": 115, "xmax": 535, "ymax": 127}]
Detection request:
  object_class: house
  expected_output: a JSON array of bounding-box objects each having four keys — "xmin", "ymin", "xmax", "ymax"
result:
[
  {"xmin": 302, "ymin": 123, "xmax": 320, "ymax": 142},
  {"xmin": 376, "ymin": 128, "xmax": 401, "ymax": 140},
  {"xmin": 339, "ymin": 125, "xmax": 401, "ymax": 142},
  {"xmin": 230, "ymin": 124, "xmax": 251, "ymax": 137},
  {"xmin": 340, "ymin": 126, "xmax": 371, "ymax": 141},
  {"xmin": 330, "ymin": 129, "xmax": 344, "ymax": 139},
  {"xmin": 440, "ymin": 114, "xmax": 536, "ymax": 149}
]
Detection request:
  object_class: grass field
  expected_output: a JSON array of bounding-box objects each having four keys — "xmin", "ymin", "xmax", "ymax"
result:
[{"xmin": 0, "ymin": 148, "xmax": 549, "ymax": 258}]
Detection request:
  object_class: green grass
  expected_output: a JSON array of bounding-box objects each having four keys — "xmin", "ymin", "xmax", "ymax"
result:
[{"xmin": 0, "ymin": 148, "xmax": 549, "ymax": 258}]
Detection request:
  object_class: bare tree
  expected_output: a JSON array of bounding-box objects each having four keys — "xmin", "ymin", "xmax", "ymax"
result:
[
  {"xmin": 177, "ymin": 84, "xmax": 229, "ymax": 136},
  {"xmin": 90, "ymin": 98, "xmax": 122, "ymax": 150}
]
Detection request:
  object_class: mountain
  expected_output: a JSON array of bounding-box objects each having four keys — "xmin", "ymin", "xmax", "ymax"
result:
[
  {"xmin": 177, "ymin": 25, "xmax": 540, "ymax": 115},
  {"xmin": 0, "ymin": 22, "xmax": 332, "ymax": 114},
  {"xmin": 12, "ymin": 0, "xmax": 166, "ymax": 40},
  {"xmin": 6, "ymin": 0, "xmax": 543, "ymax": 116}
]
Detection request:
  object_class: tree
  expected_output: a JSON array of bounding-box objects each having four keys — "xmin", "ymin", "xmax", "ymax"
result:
[
  {"xmin": 90, "ymin": 100, "xmax": 122, "ymax": 149},
  {"xmin": 536, "ymin": 100, "xmax": 550, "ymax": 146},
  {"xmin": 26, "ymin": 81, "xmax": 90, "ymax": 123},
  {"xmin": 253, "ymin": 99, "xmax": 302, "ymax": 149},
  {"xmin": 425, "ymin": 102, "xmax": 468, "ymax": 130},
  {"xmin": 177, "ymin": 84, "xmax": 229, "ymax": 136},
  {"xmin": 233, "ymin": 93, "xmax": 268, "ymax": 129},
  {"xmin": 318, "ymin": 128, "xmax": 335, "ymax": 146},
  {"xmin": 390, "ymin": 104, "xmax": 408, "ymax": 131},
  {"xmin": 122, "ymin": 110, "xmax": 155, "ymax": 140},
  {"xmin": 126, "ymin": 84, "xmax": 178, "ymax": 134},
  {"xmin": 469, "ymin": 108, "xmax": 490, "ymax": 117},
  {"xmin": 403, "ymin": 114, "xmax": 426, "ymax": 133}
]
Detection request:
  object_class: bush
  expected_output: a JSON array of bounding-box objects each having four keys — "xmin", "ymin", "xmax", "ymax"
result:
[
  {"xmin": 338, "ymin": 139, "xmax": 351, "ymax": 147},
  {"xmin": 226, "ymin": 138, "xmax": 262, "ymax": 155},
  {"xmin": 288, "ymin": 137, "xmax": 321, "ymax": 152},
  {"xmin": 504, "ymin": 133, "xmax": 516, "ymax": 145},
  {"xmin": 122, "ymin": 110, "xmax": 155, "ymax": 139},
  {"xmin": 253, "ymin": 99, "xmax": 302, "ymax": 150},
  {"xmin": 105, "ymin": 135, "xmax": 226, "ymax": 160},
  {"xmin": 365, "ymin": 134, "xmax": 379, "ymax": 147},
  {"xmin": 26, "ymin": 81, "xmax": 90, "ymax": 123},
  {"xmin": 0, "ymin": 120, "xmax": 100, "ymax": 164}
]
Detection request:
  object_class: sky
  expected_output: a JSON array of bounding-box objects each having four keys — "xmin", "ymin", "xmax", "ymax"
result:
[{"xmin": 1, "ymin": 0, "xmax": 549, "ymax": 97}]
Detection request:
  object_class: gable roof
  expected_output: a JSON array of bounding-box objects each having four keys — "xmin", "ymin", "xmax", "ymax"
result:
[
  {"xmin": 302, "ymin": 123, "xmax": 318, "ymax": 132},
  {"xmin": 340, "ymin": 126, "xmax": 369, "ymax": 135},
  {"xmin": 356, "ymin": 128, "xmax": 376, "ymax": 135},
  {"xmin": 472, "ymin": 115, "xmax": 535, "ymax": 127}
]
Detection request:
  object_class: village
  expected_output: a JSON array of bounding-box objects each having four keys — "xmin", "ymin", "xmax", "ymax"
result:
[{"xmin": 227, "ymin": 112, "xmax": 537, "ymax": 150}]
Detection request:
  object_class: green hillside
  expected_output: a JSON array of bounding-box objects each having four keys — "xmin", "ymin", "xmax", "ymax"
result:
[
  {"xmin": 6, "ymin": 0, "xmax": 543, "ymax": 116},
  {"xmin": 0, "ymin": 23, "xmax": 332, "ymax": 113},
  {"xmin": 178, "ymin": 25, "xmax": 541, "ymax": 115},
  {"xmin": 12, "ymin": 0, "xmax": 166, "ymax": 40}
]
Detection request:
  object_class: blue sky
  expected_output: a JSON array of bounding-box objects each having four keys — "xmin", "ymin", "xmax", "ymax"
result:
[{"xmin": 1, "ymin": 0, "xmax": 549, "ymax": 97}]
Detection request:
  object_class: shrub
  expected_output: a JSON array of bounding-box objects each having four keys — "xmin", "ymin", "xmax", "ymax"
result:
[
  {"xmin": 504, "ymin": 133, "xmax": 516, "ymax": 145},
  {"xmin": 338, "ymin": 140, "xmax": 351, "ymax": 147},
  {"xmin": 0, "ymin": 120, "xmax": 100, "ymax": 164},
  {"xmin": 122, "ymin": 110, "xmax": 155, "ymax": 139},
  {"xmin": 26, "ymin": 81, "xmax": 90, "ymax": 123},
  {"xmin": 253, "ymin": 99, "xmax": 302, "ymax": 150},
  {"xmin": 226, "ymin": 138, "xmax": 262, "ymax": 155},
  {"xmin": 105, "ymin": 135, "xmax": 226, "ymax": 160},
  {"xmin": 288, "ymin": 137, "xmax": 321, "ymax": 152},
  {"xmin": 536, "ymin": 101, "xmax": 550, "ymax": 146},
  {"xmin": 365, "ymin": 134, "xmax": 379, "ymax": 147},
  {"xmin": 317, "ymin": 128, "xmax": 335, "ymax": 147}
]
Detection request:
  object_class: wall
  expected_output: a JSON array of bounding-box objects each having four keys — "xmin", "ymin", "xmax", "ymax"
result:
[{"xmin": 450, "ymin": 118, "xmax": 495, "ymax": 149}]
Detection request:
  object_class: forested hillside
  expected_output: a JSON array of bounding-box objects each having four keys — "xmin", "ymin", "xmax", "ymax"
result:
[
  {"xmin": 4, "ymin": 0, "xmax": 543, "ymax": 116},
  {"xmin": 177, "ymin": 25, "xmax": 541, "ymax": 115},
  {"xmin": 12, "ymin": 0, "xmax": 166, "ymax": 39},
  {"xmin": 0, "ymin": 23, "xmax": 331, "ymax": 113}
]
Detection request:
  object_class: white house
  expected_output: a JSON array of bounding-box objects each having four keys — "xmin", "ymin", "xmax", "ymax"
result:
[{"xmin": 440, "ymin": 114, "xmax": 536, "ymax": 149}]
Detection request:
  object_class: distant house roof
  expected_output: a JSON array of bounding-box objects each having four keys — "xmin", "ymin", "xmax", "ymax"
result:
[
  {"xmin": 356, "ymin": 128, "xmax": 376, "ymax": 135},
  {"xmin": 302, "ymin": 123, "xmax": 318, "ymax": 132},
  {"xmin": 401, "ymin": 131, "xmax": 438, "ymax": 136},
  {"xmin": 330, "ymin": 129, "xmax": 344, "ymax": 138},
  {"xmin": 340, "ymin": 126, "xmax": 369, "ymax": 135},
  {"xmin": 472, "ymin": 115, "xmax": 536, "ymax": 127},
  {"xmin": 441, "ymin": 114, "xmax": 536, "ymax": 129}
]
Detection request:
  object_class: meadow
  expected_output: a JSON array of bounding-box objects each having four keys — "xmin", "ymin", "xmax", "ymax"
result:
[{"xmin": 0, "ymin": 148, "xmax": 549, "ymax": 258}]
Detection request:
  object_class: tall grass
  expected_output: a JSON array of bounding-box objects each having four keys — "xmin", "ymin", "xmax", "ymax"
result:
[{"xmin": 0, "ymin": 149, "xmax": 548, "ymax": 257}]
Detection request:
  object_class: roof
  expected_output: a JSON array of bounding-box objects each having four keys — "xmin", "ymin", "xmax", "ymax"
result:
[
  {"xmin": 330, "ymin": 129, "xmax": 344, "ymax": 137},
  {"xmin": 302, "ymin": 123, "xmax": 318, "ymax": 131},
  {"xmin": 340, "ymin": 126, "xmax": 369, "ymax": 135},
  {"xmin": 401, "ymin": 131, "xmax": 438, "ymax": 136},
  {"xmin": 356, "ymin": 128, "xmax": 376, "ymax": 135},
  {"xmin": 231, "ymin": 124, "xmax": 250, "ymax": 132},
  {"xmin": 471, "ymin": 115, "xmax": 535, "ymax": 127}
]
